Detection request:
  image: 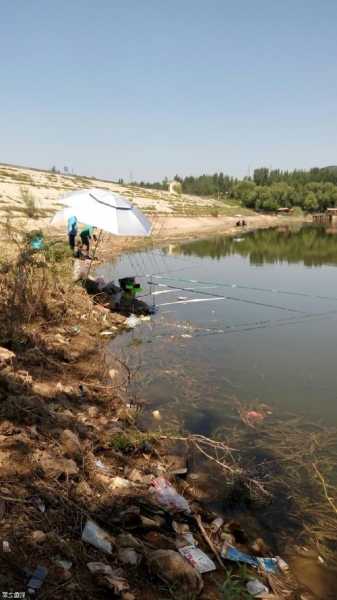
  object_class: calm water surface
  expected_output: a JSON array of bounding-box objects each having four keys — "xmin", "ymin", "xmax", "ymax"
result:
[{"xmin": 100, "ymin": 225, "xmax": 337, "ymax": 432}]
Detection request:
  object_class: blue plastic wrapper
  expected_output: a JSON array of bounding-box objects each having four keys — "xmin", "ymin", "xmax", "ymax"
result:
[
  {"xmin": 31, "ymin": 236, "xmax": 44, "ymax": 250},
  {"xmin": 221, "ymin": 543, "xmax": 278, "ymax": 573}
]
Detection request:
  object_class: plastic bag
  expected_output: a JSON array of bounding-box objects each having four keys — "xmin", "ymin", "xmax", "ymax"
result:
[
  {"xmin": 125, "ymin": 314, "xmax": 141, "ymax": 329},
  {"xmin": 82, "ymin": 519, "xmax": 114, "ymax": 554},
  {"xmin": 150, "ymin": 477, "xmax": 191, "ymax": 513},
  {"xmin": 221, "ymin": 543, "xmax": 278, "ymax": 573}
]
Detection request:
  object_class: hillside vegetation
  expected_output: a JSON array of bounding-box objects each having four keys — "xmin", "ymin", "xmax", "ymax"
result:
[
  {"xmin": 135, "ymin": 166, "xmax": 337, "ymax": 213},
  {"xmin": 0, "ymin": 163, "xmax": 253, "ymax": 226}
]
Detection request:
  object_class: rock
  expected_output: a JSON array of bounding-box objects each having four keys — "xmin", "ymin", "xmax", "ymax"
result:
[
  {"xmin": 251, "ymin": 537, "xmax": 269, "ymax": 555},
  {"xmin": 87, "ymin": 563, "xmax": 129, "ymax": 594},
  {"xmin": 87, "ymin": 406, "xmax": 99, "ymax": 418},
  {"xmin": 144, "ymin": 531, "xmax": 177, "ymax": 551},
  {"xmin": 0, "ymin": 347, "xmax": 15, "ymax": 369},
  {"xmin": 121, "ymin": 593, "xmax": 135, "ymax": 600},
  {"xmin": 31, "ymin": 530, "xmax": 47, "ymax": 543},
  {"xmin": 116, "ymin": 533, "xmax": 143, "ymax": 549},
  {"xmin": 54, "ymin": 559, "xmax": 72, "ymax": 570},
  {"xmin": 148, "ymin": 549, "xmax": 203, "ymax": 595},
  {"xmin": 109, "ymin": 368, "xmax": 118, "ymax": 379},
  {"xmin": 75, "ymin": 480, "xmax": 93, "ymax": 497},
  {"xmin": 140, "ymin": 515, "xmax": 165, "ymax": 529},
  {"xmin": 166, "ymin": 455, "xmax": 188, "ymax": 476},
  {"xmin": 118, "ymin": 548, "xmax": 141, "ymax": 566},
  {"xmin": 32, "ymin": 381, "xmax": 55, "ymax": 397},
  {"xmin": 37, "ymin": 451, "xmax": 79, "ymax": 477},
  {"xmin": 109, "ymin": 477, "xmax": 134, "ymax": 490},
  {"xmin": 125, "ymin": 468, "xmax": 143, "ymax": 483},
  {"xmin": 60, "ymin": 429, "xmax": 82, "ymax": 458}
]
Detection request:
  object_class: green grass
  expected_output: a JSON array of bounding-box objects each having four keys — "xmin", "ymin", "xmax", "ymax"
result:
[{"xmin": 219, "ymin": 568, "xmax": 252, "ymax": 600}]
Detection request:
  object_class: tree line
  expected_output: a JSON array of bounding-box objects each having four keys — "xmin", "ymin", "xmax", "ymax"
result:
[{"xmin": 131, "ymin": 166, "xmax": 337, "ymax": 212}]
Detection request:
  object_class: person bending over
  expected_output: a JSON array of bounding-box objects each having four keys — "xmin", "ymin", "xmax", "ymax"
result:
[{"xmin": 80, "ymin": 225, "xmax": 97, "ymax": 253}]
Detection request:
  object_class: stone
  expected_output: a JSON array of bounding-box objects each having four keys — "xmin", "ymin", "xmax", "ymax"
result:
[
  {"xmin": 37, "ymin": 451, "xmax": 79, "ymax": 477},
  {"xmin": 109, "ymin": 477, "xmax": 134, "ymax": 490},
  {"xmin": 75, "ymin": 480, "xmax": 93, "ymax": 497},
  {"xmin": 125, "ymin": 468, "xmax": 143, "ymax": 483},
  {"xmin": 31, "ymin": 530, "xmax": 47, "ymax": 543},
  {"xmin": 140, "ymin": 515, "xmax": 165, "ymax": 528},
  {"xmin": 116, "ymin": 533, "xmax": 143, "ymax": 549},
  {"xmin": 87, "ymin": 406, "xmax": 99, "ymax": 418},
  {"xmin": 60, "ymin": 429, "xmax": 82, "ymax": 458},
  {"xmin": 118, "ymin": 548, "xmax": 141, "ymax": 566},
  {"xmin": 0, "ymin": 347, "xmax": 15, "ymax": 369},
  {"xmin": 166, "ymin": 455, "xmax": 188, "ymax": 476},
  {"xmin": 148, "ymin": 549, "xmax": 203, "ymax": 595}
]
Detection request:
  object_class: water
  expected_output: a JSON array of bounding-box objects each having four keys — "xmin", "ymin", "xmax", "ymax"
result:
[
  {"xmin": 99, "ymin": 225, "xmax": 337, "ymax": 595},
  {"xmin": 99, "ymin": 225, "xmax": 337, "ymax": 431}
]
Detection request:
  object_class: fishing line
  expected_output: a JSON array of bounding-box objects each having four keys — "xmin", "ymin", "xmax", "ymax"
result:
[
  {"xmin": 194, "ymin": 308, "xmax": 337, "ymax": 338},
  {"xmin": 150, "ymin": 282, "xmax": 305, "ymax": 314},
  {"xmin": 151, "ymin": 274, "xmax": 337, "ymax": 304}
]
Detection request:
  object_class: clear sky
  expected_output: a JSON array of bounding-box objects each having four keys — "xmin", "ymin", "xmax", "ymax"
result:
[{"xmin": 1, "ymin": 0, "xmax": 337, "ymax": 181}]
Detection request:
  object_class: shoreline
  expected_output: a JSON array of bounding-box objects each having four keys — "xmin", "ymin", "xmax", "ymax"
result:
[
  {"xmin": 98, "ymin": 213, "xmax": 309, "ymax": 261},
  {"xmin": 1, "ymin": 213, "xmax": 333, "ymax": 599}
]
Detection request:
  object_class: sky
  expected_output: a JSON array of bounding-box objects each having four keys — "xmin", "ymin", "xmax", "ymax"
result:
[{"xmin": 1, "ymin": 0, "xmax": 337, "ymax": 182}]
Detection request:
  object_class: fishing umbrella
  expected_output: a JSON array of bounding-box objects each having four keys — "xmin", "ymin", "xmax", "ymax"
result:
[{"xmin": 51, "ymin": 188, "xmax": 152, "ymax": 236}]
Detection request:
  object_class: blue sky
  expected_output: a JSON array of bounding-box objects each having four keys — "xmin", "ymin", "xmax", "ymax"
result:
[{"xmin": 1, "ymin": 0, "xmax": 337, "ymax": 181}]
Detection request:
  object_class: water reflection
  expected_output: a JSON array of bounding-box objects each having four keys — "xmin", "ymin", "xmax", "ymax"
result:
[{"xmin": 171, "ymin": 225, "xmax": 337, "ymax": 266}]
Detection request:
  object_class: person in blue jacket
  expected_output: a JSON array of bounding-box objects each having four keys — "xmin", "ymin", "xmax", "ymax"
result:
[{"xmin": 68, "ymin": 216, "xmax": 78, "ymax": 251}]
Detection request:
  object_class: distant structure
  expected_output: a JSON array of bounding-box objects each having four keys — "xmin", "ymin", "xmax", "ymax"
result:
[
  {"xmin": 169, "ymin": 180, "xmax": 182, "ymax": 195},
  {"xmin": 313, "ymin": 207, "xmax": 337, "ymax": 225}
]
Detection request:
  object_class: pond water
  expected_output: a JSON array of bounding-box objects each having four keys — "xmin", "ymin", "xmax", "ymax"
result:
[{"xmin": 99, "ymin": 225, "xmax": 337, "ymax": 433}]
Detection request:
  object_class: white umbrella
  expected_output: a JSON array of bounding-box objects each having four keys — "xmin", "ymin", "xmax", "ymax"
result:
[{"xmin": 51, "ymin": 188, "xmax": 152, "ymax": 236}]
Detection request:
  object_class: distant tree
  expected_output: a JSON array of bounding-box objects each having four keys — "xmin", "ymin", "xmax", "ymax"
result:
[
  {"xmin": 253, "ymin": 168, "xmax": 270, "ymax": 186},
  {"xmin": 304, "ymin": 192, "xmax": 319, "ymax": 212}
]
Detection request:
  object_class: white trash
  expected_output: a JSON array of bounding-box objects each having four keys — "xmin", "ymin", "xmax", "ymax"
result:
[
  {"xmin": 82, "ymin": 519, "xmax": 114, "ymax": 554},
  {"xmin": 246, "ymin": 579, "xmax": 269, "ymax": 597},
  {"xmin": 150, "ymin": 477, "xmax": 191, "ymax": 513},
  {"xmin": 179, "ymin": 545, "xmax": 216, "ymax": 574},
  {"xmin": 125, "ymin": 314, "xmax": 141, "ymax": 329}
]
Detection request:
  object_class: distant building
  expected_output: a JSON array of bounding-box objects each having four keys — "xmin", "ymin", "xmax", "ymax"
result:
[
  {"xmin": 313, "ymin": 209, "xmax": 337, "ymax": 225},
  {"xmin": 169, "ymin": 180, "xmax": 182, "ymax": 195},
  {"xmin": 277, "ymin": 207, "xmax": 291, "ymax": 214}
]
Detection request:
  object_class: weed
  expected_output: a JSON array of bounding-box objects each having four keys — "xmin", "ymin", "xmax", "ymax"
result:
[
  {"xmin": 219, "ymin": 568, "xmax": 251, "ymax": 599},
  {"xmin": 110, "ymin": 433, "xmax": 134, "ymax": 452},
  {"xmin": 19, "ymin": 187, "xmax": 42, "ymax": 218},
  {"xmin": 158, "ymin": 581, "xmax": 198, "ymax": 600}
]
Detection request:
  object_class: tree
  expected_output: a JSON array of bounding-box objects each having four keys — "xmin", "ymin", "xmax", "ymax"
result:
[
  {"xmin": 304, "ymin": 192, "xmax": 319, "ymax": 212},
  {"xmin": 253, "ymin": 168, "xmax": 269, "ymax": 186}
]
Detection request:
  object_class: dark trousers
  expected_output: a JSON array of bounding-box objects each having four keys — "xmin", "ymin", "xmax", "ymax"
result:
[
  {"xmin": 68, "ymin": 232, "xmax": 76, "ymax": 250},
  {"xmin": 80, "ymin": 234, "xmax": 90, "ymax": 252}
]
